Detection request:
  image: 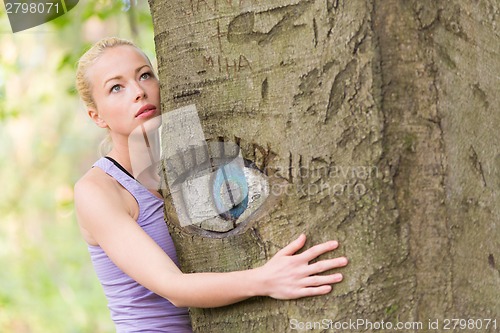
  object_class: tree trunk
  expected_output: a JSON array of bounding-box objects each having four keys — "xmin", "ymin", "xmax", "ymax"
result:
[{"xmin": 149, "ymin": 0, "xmax": 500, "ymax": 331}]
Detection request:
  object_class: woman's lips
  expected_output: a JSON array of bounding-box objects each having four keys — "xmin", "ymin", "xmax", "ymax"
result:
[
  {"xmin": 136, "ymin": 104, "xmax": 157, "ymax": 118},
  {"xmin": 136, "ymin": 108, "xmax": 157, "ymax": 119}
]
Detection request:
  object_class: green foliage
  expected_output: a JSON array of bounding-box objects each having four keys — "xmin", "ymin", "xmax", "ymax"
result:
[
  {"xmin": 385, "ymin": 304, "xmax": 399, "ymax": 316},
  {"xmin": 0, "ymin": 0, "xmax": 154, "ymax": 331}
]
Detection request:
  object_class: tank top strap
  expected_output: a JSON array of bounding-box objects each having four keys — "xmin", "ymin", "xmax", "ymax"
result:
[{"xmin": 92, "ymin": 157, "xmax": 160, "ymax": 209}]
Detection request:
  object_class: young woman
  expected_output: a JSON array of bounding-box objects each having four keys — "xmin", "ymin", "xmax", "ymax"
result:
[{"xmin": 74, "ymin": 37, "xmax": 348, "ymax": 332}]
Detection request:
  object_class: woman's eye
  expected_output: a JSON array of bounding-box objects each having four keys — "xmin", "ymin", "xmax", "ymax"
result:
[
  {"xmin": 166, "ymin": 142, "xmax": 270, "ymax": 233},
  {"xmin": 110, "ymin": 85, "xmax": 121, "ymax": 93},
  {"xmin": 140, "ymin": 72, "xmax": 151, "ymax": 80}
]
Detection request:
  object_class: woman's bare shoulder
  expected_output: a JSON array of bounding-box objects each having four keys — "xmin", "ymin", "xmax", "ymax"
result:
[
  {"xmin": 74, "ymin": 166, "xmax": 137, "ymax": 245},
  {"xmin": 74, "ymin": 167, "xmax": 121, "ymax": 244},
  {"xmin": 75, "ymin": 166, "xmax": 117, "ymax": 198},
  {"xmin": 74, "ymin": 166, "xmax": 134, "ymax": 220},
  {"xmin": 75, "ymin": 166, "xmax": 137, "ymax": 217}
]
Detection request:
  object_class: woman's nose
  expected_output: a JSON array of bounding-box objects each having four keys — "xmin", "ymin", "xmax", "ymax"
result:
[{"xmin": 133, "ymin": 82, "xmax": 147, "ymax": 100}]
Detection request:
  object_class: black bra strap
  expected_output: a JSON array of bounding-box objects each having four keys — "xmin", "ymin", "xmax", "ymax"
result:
[{"xmin": 105, "ymin": 156, "xmax": 135, "ymax": 180}]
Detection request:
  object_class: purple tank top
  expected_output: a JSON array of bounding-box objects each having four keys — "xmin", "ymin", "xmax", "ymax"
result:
[{"xmin": 88, "ymin": 157, "xmax": 192, "ymax": 333}]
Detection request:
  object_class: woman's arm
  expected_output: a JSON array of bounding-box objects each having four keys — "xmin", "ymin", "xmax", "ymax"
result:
[
  {"xmin": 74, "ymin": 174, "xmax": 348, "ymax": 308},
  {"xmin": 162, "ymin": 235, "xmax": 347, "ymax": 308}
]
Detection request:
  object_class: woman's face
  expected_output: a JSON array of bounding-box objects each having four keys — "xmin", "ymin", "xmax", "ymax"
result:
[{"xmin": 86, "ymin": 45, "xmax": 160, "ymax": 137}]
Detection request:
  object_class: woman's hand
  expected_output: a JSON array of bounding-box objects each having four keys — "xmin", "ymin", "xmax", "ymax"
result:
[{"xmin": 256, "ymin": 234, "xmax": 348, "ymax": 300}]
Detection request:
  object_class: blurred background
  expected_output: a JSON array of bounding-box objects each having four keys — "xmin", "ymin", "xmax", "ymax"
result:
[{"xmin": 0, "ymin": 1, "xmax": 155, "ymax": 332}]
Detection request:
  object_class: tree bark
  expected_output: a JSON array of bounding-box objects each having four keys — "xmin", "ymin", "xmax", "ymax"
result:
[{"xmin": 149, "ymin": 0, "xmax": 500, "ymax": 331}]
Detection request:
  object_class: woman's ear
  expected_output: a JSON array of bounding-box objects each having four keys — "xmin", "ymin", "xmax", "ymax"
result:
[{"xmin": 88, "ymin": 108, "xmax": 108, "ymax": 128}]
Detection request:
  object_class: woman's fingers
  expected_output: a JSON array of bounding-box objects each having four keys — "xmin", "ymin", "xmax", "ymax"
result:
[
  {"xmin": 263, "ymin": 235, "xmax": 348, "ymax": 300},
  {"xmin": 298, "ymin": 240, "xmax": 339, "ymax": 262},
  {"xmin": 276, "ymin": 233, "xmax": 307, "ymax": 256},
  {"xmin": 296, "ymin": 285, "xmax": 333, "ymax": 298},
  {"xmin": 306, "ymin": 257, "xmax": 349, "ymax": 275},
  {"xmin": 302, "ymin": 273, "xmax": 344, "ymax": 287}
]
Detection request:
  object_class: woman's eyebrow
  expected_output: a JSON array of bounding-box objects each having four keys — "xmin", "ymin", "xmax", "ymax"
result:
[
  {"xmin": 103, "ymin": 75, "xmax": 122, "ymax": 88},
  {"xmin": 102, "ymin": 65, "xmax": 151, "ymax": 88}
]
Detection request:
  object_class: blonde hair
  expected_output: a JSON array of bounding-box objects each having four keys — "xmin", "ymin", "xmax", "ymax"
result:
[{"xmin": 75, "ymin": 37, "xmax": 135, "ymax": 110}]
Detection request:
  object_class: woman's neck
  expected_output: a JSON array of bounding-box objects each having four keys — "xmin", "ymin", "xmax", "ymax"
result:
[{"xmin": 108, "ymin": 128, "xmax": 161, "ymax": 190}]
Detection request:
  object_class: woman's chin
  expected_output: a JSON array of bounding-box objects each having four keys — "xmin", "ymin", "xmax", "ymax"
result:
[{"xmin": 133, "ymin": 114, "xmax": 162, "ymax": 133}]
